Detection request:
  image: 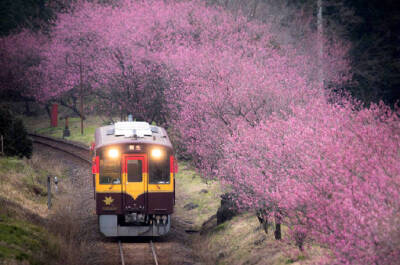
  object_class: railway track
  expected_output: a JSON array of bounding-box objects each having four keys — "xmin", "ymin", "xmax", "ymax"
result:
[
  {"xmin": 119, "ymin": 240, "xmax": 159, "ymax": 265},
  {"xmin": 29, "ymin": 133, "xmax": 91, "ymax": 164},
  {"xmin": 30, "ymin": 133, "xmax": 162, "ymax": 265}
]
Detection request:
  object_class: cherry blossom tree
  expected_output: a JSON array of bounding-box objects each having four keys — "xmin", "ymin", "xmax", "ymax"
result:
[
  {"xmin": 4, "ymin": 1, "xmax": 398, "ymax": 263},
  {"xmin": 0, "ymin": 30, "xmax": 48, "ymax": 114},
  {"xmin": 221, "ymin": 97, "xmax": 400, "ymax": 264}
]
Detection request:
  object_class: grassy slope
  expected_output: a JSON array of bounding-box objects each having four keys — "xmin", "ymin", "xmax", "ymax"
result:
[
  {"xmin": 175, "ymin": 162, "xmax": 322, "ymax": 265},
  {"xmin": 0, "ymin": 157, "xmax": 61, "ymax": 265},
  {"xmin": 23, "ymin": 115, "xmax": 323, "ymax": 265},
  {"xmin": 175, "ymin": 162, "xmax": 222, "ymax": 230},
  {"xmin": 0, "ymin": 215, "xmax": 59, "ymax": 265}
]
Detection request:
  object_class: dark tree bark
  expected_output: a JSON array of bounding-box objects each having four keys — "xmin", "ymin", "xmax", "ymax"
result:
[
  {"xmin": 256, "ymin": 209, "xmax": 269, "ymax": 234},
  {"xmin": 274, "ymin": 214, "xmax": 282, "ymax": 240},
  {"xmin": 45, "ymin": 103, "xmax": 51, "ymax": 119}
]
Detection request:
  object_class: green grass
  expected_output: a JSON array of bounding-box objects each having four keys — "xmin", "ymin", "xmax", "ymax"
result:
[
  {"xmin": 0, "ymin": 156, "xmax": 59, "ymax": 205},
  {"xmin": 0, "ymin": 215, "xmax": 59, "ymax": 265},
  {"xmin": 23, "ymin": 115, "xmax": 105, "ymax": 145},
  {"xmin": 0, "ymin": 147, "xmax": 60, "ymax": 207},
  {"xmin": 175, "ymin": 161, "xmax": 221, "ymax": 229},
  {"xmin": 213, "ymin": 222, "xmax": 228, "ymax": 232},
  {"xmin": 0, "ymin": 156, "xmax": 66, "ymax": 264},
  {"xmin": 0, "ymin": 157, "xmax": 25, "ymax": 175},
  {"xmin": 285, "ymin": 255, "xmax": 307, "ymax": 264}
]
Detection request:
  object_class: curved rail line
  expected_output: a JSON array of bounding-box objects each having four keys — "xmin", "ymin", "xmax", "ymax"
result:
[
  {"xmin": 118, "ymin": 240, "xmax": 159, "ymax": 265},
  {"xmin": 29, "ymin": 133, "xmax": 91, "ymax": 164}
]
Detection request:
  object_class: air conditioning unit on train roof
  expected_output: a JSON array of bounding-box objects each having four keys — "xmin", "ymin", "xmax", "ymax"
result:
[{"xmin": 114, "ymin": 121, "xmax": 152, "ymax": 138}]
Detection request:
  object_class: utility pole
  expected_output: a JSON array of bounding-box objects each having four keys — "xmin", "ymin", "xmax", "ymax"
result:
[
  {"xmin": 79, "ymin": 58, "xmax": 84, "ymax": 135},
  {"xmin": 317, "ymin": 0, "xmax": 324, "ymax": 92}
]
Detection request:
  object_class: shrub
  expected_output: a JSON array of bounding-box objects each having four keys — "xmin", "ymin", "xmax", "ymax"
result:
[{"xmin": 0, "ymin": 107, "xmax": 32, "ymax": 158}]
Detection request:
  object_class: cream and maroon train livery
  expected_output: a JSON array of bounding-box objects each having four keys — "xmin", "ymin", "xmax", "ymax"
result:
[{"xmin": 92, "ymin": 121, "xmax": 176, "ymax": 237}]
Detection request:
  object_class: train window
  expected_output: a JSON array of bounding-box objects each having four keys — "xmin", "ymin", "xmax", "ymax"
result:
[
  {"xmin": 149, "ymin": 157, "xmax": 170, "ymax": 184},
  {"xmin": 99, "ymin": 159, "xmax": 121, "ymax": 184},
  {"xmin": 127, "ymin": 160, "xmax": 142, "ymax": 182}
]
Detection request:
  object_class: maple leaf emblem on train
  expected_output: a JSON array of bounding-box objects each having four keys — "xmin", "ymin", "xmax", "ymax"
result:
[{"xmin": 103, "ymin": 196, "xmax": 114, "ymax": 205}]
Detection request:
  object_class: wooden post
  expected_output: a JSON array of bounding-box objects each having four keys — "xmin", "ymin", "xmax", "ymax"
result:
[
  {"xmin": 47, "ymin": 175, "xmax": 52, "ymax": 209},
  {"xmin": 0, "ymin": 135, "xmax": 3, "ymax": 156},
  {"xmin": 63, "ymin": 116, "xmax": 70, "ymax": 138}
]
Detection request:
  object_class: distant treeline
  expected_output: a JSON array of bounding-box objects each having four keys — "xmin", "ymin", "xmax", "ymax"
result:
[{"xmin": 207, "ymin": 0, "xmax": 399, "ymax": 106}]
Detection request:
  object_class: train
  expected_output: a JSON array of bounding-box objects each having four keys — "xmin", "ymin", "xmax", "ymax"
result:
[{"xmin": 91, "ymin": 121, "xmax": 176, "ymax": 237}]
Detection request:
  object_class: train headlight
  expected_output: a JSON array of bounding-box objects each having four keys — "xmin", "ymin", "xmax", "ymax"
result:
[
  {"xmin": 107, "ymin": 149, "xmax": 119, "ymax": 159},
  {"xmin": 151, "ymin": 148, "xmax": 163, "ymax": 159}
]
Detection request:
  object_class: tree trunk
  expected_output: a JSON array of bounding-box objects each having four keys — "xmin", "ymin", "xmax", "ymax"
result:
[
  {"xmin": 256, "ymin": 209, "xmax": 269, "ymax": 234},
  {"xmin": 45, "ymin": 103, "xmax": 51, "ymax": 119},
  {"xmin": 59, "ymin": 99, "xmax": 82, "ymax": 118},
  {"xmin": 274, "ymin": 223, "xmax": 281, "ymax": 240},
  {"xmin": 250, "ymin": 0, "xmax": 259, "ymax": 19},
  {"xmin": 24, "ymin": 100, "xmax": 32, "ymax": 116},
  {"xmin": 274, "ymin": 214, "xmax": 282, "ymax": 240}
]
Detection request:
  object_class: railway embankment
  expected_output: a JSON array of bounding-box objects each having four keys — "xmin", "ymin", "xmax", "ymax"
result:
[{"xmin": 0, "ymin": 156, "xmax": 74, "ymax": 265}]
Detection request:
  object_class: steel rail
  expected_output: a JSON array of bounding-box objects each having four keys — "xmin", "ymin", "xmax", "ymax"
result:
[
  {"xmin": 118, "ymin": 240, "xmax": 158, "ymax": 265},
  {"xmin": 150, "ymin": 240, "xmax": 159, "ymax": 265},
  {"xmin": 118, "ymin": 240, "xmax": 125, "ymax": 265},
  {"xmin": 29, "ymin": 133, "xmax": 91, "ymax": 164},
  {"xmin": 29, "ymin": 133, "xmax": 90, "ymax": 150}
]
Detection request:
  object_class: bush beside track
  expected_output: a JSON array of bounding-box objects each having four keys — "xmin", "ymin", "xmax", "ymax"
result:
[{"xmin": 0, "ymin": 107, "xmax": 32, "ymax": 158}]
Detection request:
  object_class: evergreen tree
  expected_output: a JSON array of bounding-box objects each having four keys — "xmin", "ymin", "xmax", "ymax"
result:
[{"xmin": 0, "ymin": 107, "xmax": 32, "ymax": 158}]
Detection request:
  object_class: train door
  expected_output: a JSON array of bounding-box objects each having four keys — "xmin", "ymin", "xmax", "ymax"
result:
[{"xmin": 122, "ymin": 154, "xmax": 147, "ymax": 212}]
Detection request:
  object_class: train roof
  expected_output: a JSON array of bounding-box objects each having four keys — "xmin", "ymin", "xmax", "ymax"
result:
[{"xmin": 95, "ymin": 121, "xmax": 173, "ymax": 150}]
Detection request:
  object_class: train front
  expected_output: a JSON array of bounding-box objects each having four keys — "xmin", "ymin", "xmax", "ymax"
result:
[{"xmin": 92, "ymin": 121, "xmax": 176, "ymax": 237}]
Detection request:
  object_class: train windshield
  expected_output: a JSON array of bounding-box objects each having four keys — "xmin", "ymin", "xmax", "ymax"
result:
[
  {"xmin": 127, "ymin": 160, "xmax": 142, "ymax": 182},
  {"xmin": 149, "ymin": 157, "xmax": 170, "ymax": 184},
  {"xmin": 99, "ymin": 159, "xmax": 121, "ymax": 184}
]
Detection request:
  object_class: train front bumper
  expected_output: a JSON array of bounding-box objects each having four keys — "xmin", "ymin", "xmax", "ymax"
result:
[{"xmin": 99, "ymin": 215, "xmax": 171, "ymax": 237}]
